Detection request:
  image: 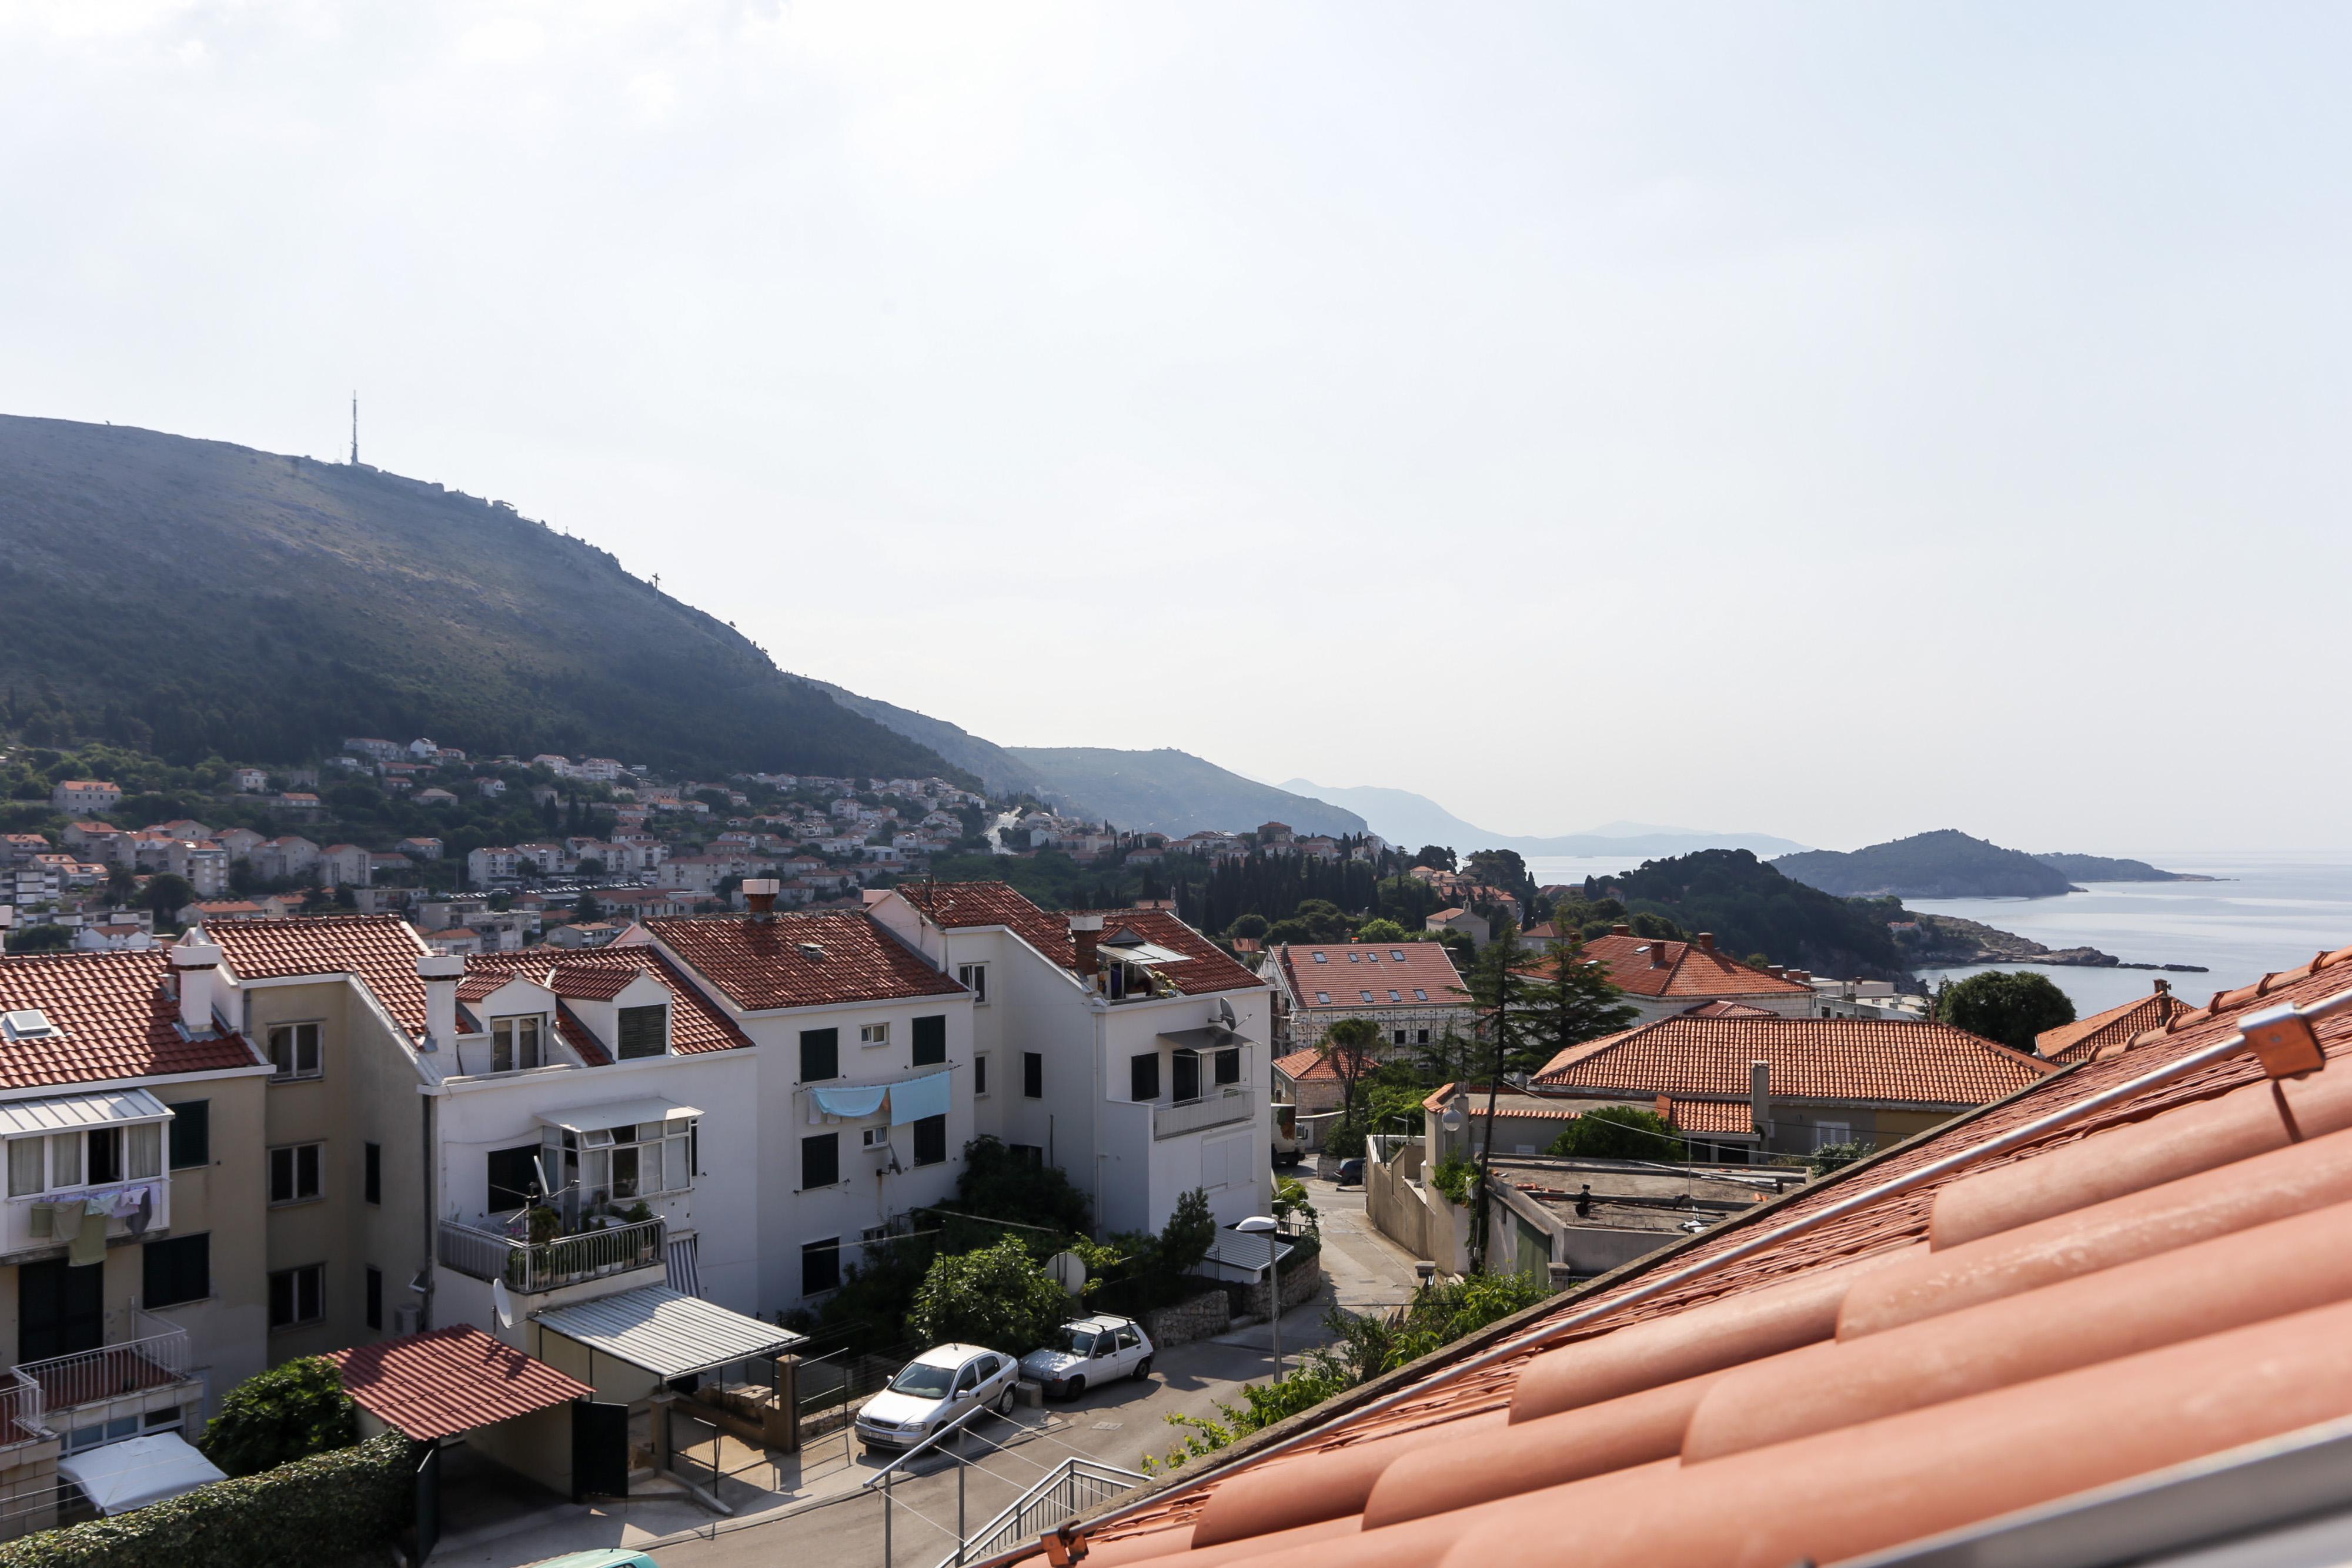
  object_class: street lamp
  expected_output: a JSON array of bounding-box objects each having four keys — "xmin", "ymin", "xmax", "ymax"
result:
[{"xmin": 1237, "ymin": 1215, "xmax": 1282, "ymax": 1376}]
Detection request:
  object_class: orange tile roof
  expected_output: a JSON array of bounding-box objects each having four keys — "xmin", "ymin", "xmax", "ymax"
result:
[
  {"xmin": 648, "ymin": 911, "xmax": 966, "ymax": 1012},
  {"xmin": 1533, "ymin": 932, "xmax": 1814, "ymax": 999},
  {"xmin": 1534, "ymin": 1014, "xmax": 2051, "ymax": 1108},
  {"xmin": 1678, "ymin": 999, "xmax": 1778, "ymax": 1019},
  {"xmin": 2034, "ymin": 982, "xmax": 2194, "ymax": 1064},
  {"xmin": 208, "ymin": 915, "xmax": 430, "ymax": 1034},
  {"xmin": 464, "ymin": 948, "xmax": 752, "ymax": 1058},
  {"xmin": 1273, "ymin": 942, "xmax": 1464, "ymax": 1012},
  {"xmin": 0, "ymin": 948, "xmax": 261, "ymax": 1089},
  {"xmin": 1014, "ymin": 943, "xmax": 2352, "ymax": 1568},
  {"xmin": 327, "ymin": 1326, "xmax": 591, "ymax": 1442},
  {"xmin": 901, "ymin": 882, "xmax": 1262, "ymax": 996},
  {"xmin": 1273, "ymin": 1046, "xmax": 1375, "ymax": 1083}
]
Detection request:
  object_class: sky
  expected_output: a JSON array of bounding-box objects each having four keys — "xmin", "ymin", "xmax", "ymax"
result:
[{"xmin": 4, "ymin": 1, "xmax": 2350, "ymax": 853}]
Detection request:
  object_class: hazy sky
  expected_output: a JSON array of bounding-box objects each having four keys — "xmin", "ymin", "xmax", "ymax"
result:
[{"xmin": 6, "ymin": 2, "xmax": 2348, "ymax": 852}]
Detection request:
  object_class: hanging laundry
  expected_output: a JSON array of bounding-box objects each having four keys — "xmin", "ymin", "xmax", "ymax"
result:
[{"xmin": 125, "ymin": 1186, "xmax": 155, "ymax": 1238}]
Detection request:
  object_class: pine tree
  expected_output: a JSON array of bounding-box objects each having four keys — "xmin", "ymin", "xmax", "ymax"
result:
[{"xmin": 1514, "ymin": 936, "xmax": 1639, "ymax": 1078}]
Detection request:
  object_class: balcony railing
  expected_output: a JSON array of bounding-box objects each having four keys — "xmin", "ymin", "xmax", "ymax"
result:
[
  {"xmin": 16, "ymin": 1313, "xmax": 191, "ymax": 1417},
  {"xmin": 437, "ymin": 1215, "xmax": 667, "ymax": 1293},
  {"xmin": 0, "ymin": 1370, "xmax": 42, "ymax": 1447},
  {"xmin": 1153, "ymin": 1085, "xmax": 1255, "ymax": 1141}
]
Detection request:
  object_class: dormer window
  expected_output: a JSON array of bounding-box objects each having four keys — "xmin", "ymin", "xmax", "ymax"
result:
[
  {"xmin": 491, "ymin": 1015, "xmax": 544, "ymax": 1073},
  {"xmin": 1, "ymin": 1010, "xmax": 59, "ymax": 1044},
  {"xmin": 616, "ymin": 1004, "xmax": 669, "ymax": 1059}
]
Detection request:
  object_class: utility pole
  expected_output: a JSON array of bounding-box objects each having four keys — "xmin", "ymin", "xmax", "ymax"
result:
[
  {"xmin": 349, "ymin": 392, "xmax": 359, "ymax": 466},
  {"xmin": 1471, "ymin": 935, "xmax": 1514, "ymax": 1274}
]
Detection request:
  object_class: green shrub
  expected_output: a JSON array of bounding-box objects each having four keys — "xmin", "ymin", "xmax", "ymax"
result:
[
  {"xmin": 0, "ymin": 1429, "xmax": 409, "ymax": 1568},
  {"xmin": 907, "ymin": 1236, "xmax": 1071, "ymax": 1353},
  {"xmin": 197, "ymin": 1358, "xmax": 358, "ymax": 1478},
  {"xmin": 1430, "ymin": 1157, "xmax": 1479, "ymax": 1206},
  {"xmin": 1544, "ymin": 1105, "xmax": 1679, "ymax": 1162},
  {"xmin": 1810, "ymin": 1140, "xmax": 1872, "ymax": 1174}
]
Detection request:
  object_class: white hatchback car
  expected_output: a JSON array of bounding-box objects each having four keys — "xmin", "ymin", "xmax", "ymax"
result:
[
  {"xmin": 855, "ymin": 1343, "xmax": 1020, "ymax": 1453},
  {"xmin": 1018, "ymin": 1315, "xmax": 1154, "ymax": 1401}
]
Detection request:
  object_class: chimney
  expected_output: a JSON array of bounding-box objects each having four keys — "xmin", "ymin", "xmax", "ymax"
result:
[
  {"xmin": 742, "ymin": 877, "xmax": 780, "ymax": 920},
  {"xmin": 1071, "ymin": 912, "xmax": 1104, "ymax": 976},
  {"xmin": 1750, "ymin": 1060, "xmax": 1770, "ymax": 1136},
  {"xmin": 2154, "ymin": 978, "xmax": 2171, "ymax": 995},
  {"xmin": 1768, "ymin": 965, "xmax": 1786, "ymax": 979},
  {"xmin": 1649, "ymin": 944, "xmax": 1668, "ymax": 969},
  {"xmin": 172, "ymin": 934, "xmax": 223, "ymax": 1035},
  {"xmin": 1696, "ymin": 932, "xmax": 1715, "ymax": 952},
  {"xmin": 417, "ymin": 952, "xmax": 465, "ymax": 1053},
  {"xmin": 1788, "ymin": 969, "xmax": 1812, "ymax": 985},
  {"xmin": 1611, "ymin": 922, "xmax": 1631, "ymax": 937}
]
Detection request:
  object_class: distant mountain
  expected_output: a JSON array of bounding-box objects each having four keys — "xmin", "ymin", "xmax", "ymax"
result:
[
  {"xmin": 807, "ymin": 681, "xmax": 1047, "ymax": 798},
  {"xmin": 1773, "ymin": 830, "xmax": 2079, "ymax": 900},
  {"xmin": 1007, "ymin": 749, "xmax": 1365, "ymax": 838},
  {"xmin": 1583, "ymin": 848, "xmax": 1910, "ymax": 982},
  {"xmin": 0, "ymin": 416, "xmax": 965, "ymax": 783},
  {"xmin": 2032, "ymin": 853, "xmax": 2209, "ymax": 884},
  {"xmin": 1278, "ymin": 780, "xmax": 1808, "ymax": 860}
]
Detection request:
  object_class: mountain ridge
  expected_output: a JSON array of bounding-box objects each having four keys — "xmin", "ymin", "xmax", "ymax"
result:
[
  {"xmin": 1773, "ymin": 830, "xmax": 2080, "ymax": 900},
  {"xmin": 1278, "ymin": 778, "xmax": 1810, "ymax": 860}
]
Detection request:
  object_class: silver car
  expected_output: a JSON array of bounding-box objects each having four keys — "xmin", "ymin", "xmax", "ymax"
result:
[
  {"xmin": 854, "ymin": 1343, "xmax": 1020, "ymax": 1453},
  {"xmin": 1018, "ymin": 1315, "xmax": 1154, "ymax": 1401}
]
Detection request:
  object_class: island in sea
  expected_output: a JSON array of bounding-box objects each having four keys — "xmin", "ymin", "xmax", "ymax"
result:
[{"xmin": 1774, "ymin": 829, "xmax": 2209, "ymax": 900}]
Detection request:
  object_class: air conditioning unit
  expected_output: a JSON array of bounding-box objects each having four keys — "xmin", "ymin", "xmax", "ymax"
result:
[{"xmin": 393, "ymin": 1306, "xmax": 421, "ymax": 1336}]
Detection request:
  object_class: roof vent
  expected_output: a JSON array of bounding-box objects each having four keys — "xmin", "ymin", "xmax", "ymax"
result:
[
  {"xmin": 1, "ymin": 1009, "xmax": 59, "ymax": 1043},
  {"xmin": 797, "ymin": 941, "xmax": 826, "ymax": 961}
]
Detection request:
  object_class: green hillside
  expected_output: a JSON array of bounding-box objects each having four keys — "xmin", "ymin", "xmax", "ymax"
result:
[
  {"xmin": 0, "ymin": 416, "xmax": 964, "ymax": 783},
  {"xmin": 1773, "ymin": 830, "xmax": 2079, "ymax": 900},
  {"xmin": 1574, "ymin": 849, "xmax": 1912, "ymax": 981}
]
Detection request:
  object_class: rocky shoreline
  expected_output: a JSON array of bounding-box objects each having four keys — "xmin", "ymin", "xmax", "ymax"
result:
[{"xmin": 1907, "ymin": 914, "xmax": 2209, "ymax": 973}]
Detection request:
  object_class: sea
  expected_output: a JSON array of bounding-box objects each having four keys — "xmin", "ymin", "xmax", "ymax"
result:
[{"xmin": 1522, "ymin": 850, "xmax": 2352, "ymax": 1019}]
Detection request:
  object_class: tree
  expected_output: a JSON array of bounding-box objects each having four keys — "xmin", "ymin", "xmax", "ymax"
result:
[
  {"xmin": 1228, "ymin": 912, "xmax": 1269, "ymax": 940},
  {"xmin": 1934, "ymin": 969, "xmax": 2074, "ymax": 1052},
  {"xmin": 1318, "ymin": 1017, "xmax": 1383, "ymax": 1134},
  {"xmin": 952, "ymin": 1135, "xmax": 1090, "ymax": 1235},
  {"xmin": 1352, "ymin": 917, "xmax": 1406, "ymax": 942},
  {"xmin": 1414, "ymin": 1024, "xmax": 1478, "ymax": 1086},
  {"xmin": 1459, "ymin": 920, "xmax": 1532, "ymax": 1270},
  {"xmin": 907, "ymin": 1236, "xmax": 1073, "ymax": 1352},
  {"xmin": 1516, "ymin": 938, "xmax": 1639, "ymax": 1078},
  {"xmin": 199, "ymin": 1357, "xmax": 358, "ymax": 1477},
  {"xmin": 1414, "ymin": 846, "xmax": 1457, "ymax": 871},
  {"xmin": 574, "ymin": 891, "xmax": 603, "ymax": 922},
  {"xmin": 142, "ymin": 872, "xmax": 195, "ymax": 923},
  {"xmin": 1545, "ymin": 1105, "xmax": 1678, "ymax": 1161}
]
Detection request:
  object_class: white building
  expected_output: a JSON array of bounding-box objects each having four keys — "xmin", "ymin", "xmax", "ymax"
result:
[{"xmin": 48, "ymin": 781, "xmax": 121, "ymax": 815}]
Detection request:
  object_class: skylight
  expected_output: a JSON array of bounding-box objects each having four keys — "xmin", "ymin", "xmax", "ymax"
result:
[
  {"xmin": 1359, "ymin": 990, "xmax": 1374, "ymax": 1002},
  {"xmin": 1391, "ymin": 950, "xmax": 1406, "ymax": 961},
  {"xmin": 1414, "ymin": 989, "xmax": 1428, "ymax": 1001},
  {"xmin": 1312, "ymin": 952, "xmax": 1328, "ymax": 964},
  {"xmin": 1315, "ymin": 992, "xmax": 1330, "ymax": 1004},
  {"xmin": 1388, "ymin": 990, "xmax": 1401, "ymax": 1002},
  {"xmin": 1, "ymin": 1009, "xmax": 60, "ymax": 1042},
  {"xmin": 1348, "ymin": 952, "xmax": 1361, "ymax": 962}
]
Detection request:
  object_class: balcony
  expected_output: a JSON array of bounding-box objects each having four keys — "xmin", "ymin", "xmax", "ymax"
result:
[
  {"xmin": 14, "ymin": 1312, "xmax": 196, "ymax": 1454},
  {"xmin": 1153, "ymin": 1086, "xmax": 1255, "ymax": 1141},
  {"xmin": 1, "ymin": 1180, "xmax": 172, "ymax": 1262},
  {"xmin": 437, "ymin": 1215, "xmax": 666, "ymax": 1294}
]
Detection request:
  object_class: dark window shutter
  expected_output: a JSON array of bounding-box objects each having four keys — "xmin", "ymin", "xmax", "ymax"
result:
[
  {"xmin": 167, "ymin": 1101, "xmax": 209, "ymax": 1169},
  {"xmin": 913, "ymin": 1115, "xmax": 947, "ymax": 1166},
  {"xmin": 800, "ymin": 1028, "xmax": 840, "ymax": 1082},
  {"xmin": 911, "ymin": 1015, "xmax": 946, "ymax": 1066},
  {"xmin": 803, "ymin": 1132, "xmax": 839, "ymax": 1190}
]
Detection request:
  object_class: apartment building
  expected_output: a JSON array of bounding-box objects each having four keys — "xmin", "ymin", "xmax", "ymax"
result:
[{"xmin": 1265, "ymin": 940, "xmax": 1478, "ymax": 1054}]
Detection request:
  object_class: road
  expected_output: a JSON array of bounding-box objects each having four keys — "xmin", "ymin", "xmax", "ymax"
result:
[{"xmin": 642, "ymin": 1173, "xmax": 1421, "ymax": 1568}]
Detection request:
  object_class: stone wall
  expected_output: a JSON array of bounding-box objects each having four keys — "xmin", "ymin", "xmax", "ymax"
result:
[
  {"xmin": 1227, "ymin": 1254, "xmax": 1325, "ymax": 1322},
  {"xmin": 1145, "ymin": 1289, "xmax": 1232, "ymax": 1348}
]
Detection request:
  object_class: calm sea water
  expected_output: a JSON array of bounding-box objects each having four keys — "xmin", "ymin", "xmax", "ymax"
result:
[{"xmin": 1525, "ymin": 850, "xmax": 2352, "ymax": 1017}]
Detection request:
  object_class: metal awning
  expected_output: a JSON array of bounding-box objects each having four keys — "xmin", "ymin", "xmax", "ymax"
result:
[
  {"xmin": 0, "ymin": 1087, "xmax": 174, "ymax": 1136},
  {"xmin": 59, "ymin": 1433, "xmax": 226, "ymax": 1514},
  {"xmin": 1202, "ymin": 1231, "xmax": 1297, "ymax": 1272},
  {"xmin": 1101, "ymin": 942, "xmax": 1193, "ymax": 966},
  {"xmin": 536, "ymin": 1098, "xmax": 701, "ymax": 1134},
  {"xmin": 532, "ymin": 1283, "xmax": 805, "ymax": 1379},
  {"xmin": 1158, "ymin": 1025, "xmax": 1257, "ymax": 1054}
]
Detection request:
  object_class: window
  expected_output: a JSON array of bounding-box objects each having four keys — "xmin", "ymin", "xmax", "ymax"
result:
[
  {"xmin": 617, "ymin": 1005, "xmax": 668, "ymax": 1059},
  {"xmin": 802, "ymin": 1132, "xmax": 840, "ymax": 1190},
  {"xmin": 912, "ymin": 1115, "xmax": 946, "ymax": 1167},
  {"xmin": 6, "ymin": 1138, "xmax": 39, "ymax": 1198},
  {"xmin": 1413, "ymin": 989, "xmax": 1428, "ymax": 1002},
  {"xmin": 87, "ymin": 1127, "xmax": 122, "ymax": 1186},
  {"xmin": 269, "ymin": 1144, "xmax": 323, "ymax": 1205},
  {"xmin": 268, "ymin": 1021, "xmax": 322, "ymax": 1081},
  {"xmin": 800, "ymin": 1027, "xmax": 840, "ymax": 1082},
  {"xmin": 557, "ymin": 1118, "xmax": 694, "ymax": 1206},
  {"xmin": 1348, "ymin": 952, "xmax": 1361, "ymax": 963},
  {"xmin": 1311, "ymin": 952, "xmax": 1327, "ymax": 964},
  {"xmin": 487, "ymin": 1145, "xmax": 542, "ymax": 1211},
  {"xmin": 1315, "ymin": 992, "xmax": 1330, "ymax": 1004},
  {"xmin": 1394, "ymin": 1029, "xmax": 1406, "ymax": 1045},
  {"xmin": 364, "ymin": 1142, "xmax": 382, "ymax": 1206},
  {"xmin": 1359, "ymin": 991, "xmax": 1374, "ymax": 1002},
  {"xmin": 1130, "ymin": 1053, "xmax": 1161, "ymax": 1102},
  {"xmin": 269, "ymin": 1263, "xmax": 324, "ymax": 1329},
  {"xmin": 974, "ymin": 1054, "xmax": 989, "ymax": 1096},
  {"xmin": 1418, "ymin": 1029, "xmax": 1431, "ymax": 1044},
  {"xmin": 1391, "ymin": 950, "xmax": 1407, "ymax": 961},
  {"xmin": 365, "ymin": 1266, "xmax": 383, "ymax": 1331},
  {"xmin": 1388, "ymin": 990, "xmax": 1402, "ymax": 1002},
  {"xmin": 1023, "ymin": 1052, "xmax": 1043, "ymax": 1099},
  {"xmin": 859, "ymin": 1022, "xmax": 890, "ymax": 1047},
  {"xmin": 168, "ymin": 1101, "xmax": 209, "ymax": 1169},
  {"xmin": 142, "ymin": 1234, "xmax": 209, "ymax": 1309},
  {"xmin": 957, "ymin": 963, "xmax": 988, "ymax": 1003},
  {"xmin": 1214, "ymin": 1049, "xmax": 1241, "ymax": 1086},
  {"xmin": 912, "ymin": 1015, "xmax": 946, "ymax": 1067},
  {"xmin": 861, "ymin": 1126, "xmax": 889, "ymax": 1149},
  {"xmin": 802, "ymin": 1238, "xmax": 841, "ymax": 1296},
  {"xmin": 491, "ymin": 1015, "xmax": 543, "ymax": 1072}
]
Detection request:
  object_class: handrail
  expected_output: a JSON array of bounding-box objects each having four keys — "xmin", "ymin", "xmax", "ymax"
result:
[
  {"xmin": 860, "ymin": 1386, "xmax": 1004, "ymax": 1489},
  {"xmin": 436, "ymin": 1215, "xmax": 666, "ymax": 1292},
  {"xmin": 1032, "ymin": 985, "xmax": 2352, "ymax": 1561},
  {"xmin": 937, "ymin": 1458, "xmax": 1147, "ymax": 1568}
]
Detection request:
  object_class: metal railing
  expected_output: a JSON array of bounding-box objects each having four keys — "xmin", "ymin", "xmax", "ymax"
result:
[
  {"xmin": 16, "ymin": 1314, "xmax": 190, "ymax": 1413},
  {"xmin": 937, "ymin": 1458, "xmax": 1146, "ymax": 1568},
  {"xmin": 0, "ymin": 1370, "xmax": 43, "ymax": 1446},
  {"xmin": 1154, "ymin": 1085, "xmax": 1253, "ymax": 1140},
  {"xmin": 436, "ymin": 1215, "xmax": 666, "ymax": 1292}
]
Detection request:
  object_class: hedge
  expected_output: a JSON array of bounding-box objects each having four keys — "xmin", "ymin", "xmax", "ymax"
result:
[{"xmin": 0, "ymin": 1430, "xmax": 412, "ymax": 1568}]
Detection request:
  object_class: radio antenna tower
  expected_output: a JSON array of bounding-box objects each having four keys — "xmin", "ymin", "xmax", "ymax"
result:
[{"xmin": 349, "ymin": 392, "xmax": 359, "ymax": 466}]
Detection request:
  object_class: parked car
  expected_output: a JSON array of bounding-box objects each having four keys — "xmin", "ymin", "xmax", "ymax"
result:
[
  {"xmin": 533, "ymin": 1554, "xmax": 659, "ymax": 1568},
  {"xmin": 1337, "ymin": 1156, "xmax": 1366, "ymax": 1186},
  {"xmin": 854, "ymin": 1343, "xmax": 1020, "ymax": 1453},
  {"xmin": 1018, "ymin": 1315, "xmax": 1155, "ymax": 1400}
]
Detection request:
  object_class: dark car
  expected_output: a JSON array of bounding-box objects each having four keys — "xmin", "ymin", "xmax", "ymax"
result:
[{"xmin": 1337, "ymin": 1157, "xmax": 1366, "ymax": 1186}]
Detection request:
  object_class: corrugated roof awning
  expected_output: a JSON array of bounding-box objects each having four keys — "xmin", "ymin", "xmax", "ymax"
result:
[
  {"xmin": 1202, "ymin": 1231, "xmax": 1297, "ymax": 1272},
  {"xmin": 536, "ymin": 1098, "xmax": 701, "ymax": 1134},
  {"xmin": 1158, "ymin": 1025, "xmax": 1258, "ymax": 1054},
  {"xmin": 0, "ymin": 1087, "xmax": 174, "ymax": 1137},
  {"xmin": 532, "ymin": 1283, "xmax": 806, "ymax": 1379},
  {"xmin": 1102, "ymin": 942, "xmax": 1193, "ymax": 966}
]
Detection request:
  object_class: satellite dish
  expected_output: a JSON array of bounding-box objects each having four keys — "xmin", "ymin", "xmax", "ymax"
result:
[
  {"xmin": 1046, "ymin": 1251, "xmax": 1087, "ymax": 1298},
  {"xmin": 1214, "ymin": 998, "xmax": 1238, "ymax": 1029},
  {"xmin": 492, "ymin": 1277, "xmax": 515, "ymax": 1329}
]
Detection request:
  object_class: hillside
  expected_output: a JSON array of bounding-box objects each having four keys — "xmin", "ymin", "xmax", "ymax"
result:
[
  {"xmin": 0, "ymin": 416, "xmax": 963, "ymax": 783},
  {"xmin": 1004, "ymin": 748, "xmax": 1365, "ymax": 838},
  {"xmin": 1575, "ymin": 849, "xmax": 1911, "ymax": 981},
  {"xmin": 808, "ymin": 680, "xmax": 1046, "ymax": 798},
  {"xmin": 1772, "ymin": 830, "xmax": 2080, "ymax": 900},
  {"xmin": 1281, "ymin": 780, "xmax": 1808, "ymax": 859},
  {"xmin": 2032, "ymin": 852, "xmax": 2207, "ymax": 884}
]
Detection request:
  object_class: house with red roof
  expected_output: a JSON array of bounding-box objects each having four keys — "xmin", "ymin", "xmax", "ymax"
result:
[
  {"xmin": 2034, "ymin": 978, "xmax": 2196, "ymax": 1065},
  {"xmin": 1532, "ymin": 924, "xmax": 1824, "ymax": 1023},
  {"xmin": 871, "ymin": 882, "xmax": 1275, "ymax": 1236},
  {"xmin": 1266, "ymin": 940, "xmax": 1478, "ymax": 1056}
]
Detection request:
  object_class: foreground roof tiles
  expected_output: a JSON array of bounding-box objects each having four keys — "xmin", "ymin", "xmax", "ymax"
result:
[
  {"xmin": 1029, "ymin": 941, "xmax": 2352, "ymax": 1568},
  {"xmin": 327, "ymin": 1326, "xmax": 590, "ymax": 1442},
  {"xmin": 208, "ymin": 915, "xmax": 430, "ymax": 1034},
  {"xmin": 0, "ymin": 949, "xmax": 259, "ymax": 1089},
  {"xmin": 1535, "ymin": 1014, "xmax": 2053, "ymax": 1108},
  {"xmin": 902, "ymin": 882, "xmax": 1262, "ymax": 996},
  {"xmin": 649, "ymin": 910, "xmax": 965, "ymax": 1012}
]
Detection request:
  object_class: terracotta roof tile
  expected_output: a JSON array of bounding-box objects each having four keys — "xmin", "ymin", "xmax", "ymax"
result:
[
  {"xmin": 1535, "ymin": 1015, "xmax": 2053, "ymax": 1107},
  {"xmin": 1273, "ymin": 943, "xmax": 1464, "ymax": 1012},
  {"xmin": 1030, "ymin": 942, "xmax": 2352, "ymax": 1568},
  {"xmin": 0, "ymin": 948, "xmax": 260, "ymax": 1089},
  {"xmin": 327, "ymin": 1326, "xmax": 591, "ymax": 1442},
  {"xmin": 649, "ymin": 911, "xmax": 965, "ymax": 1012},
  {"xmin": 208, "ymin": 915, "xmax": 430, "ymax": 1034},
  {"xmin": 901, "ymin": 883, "xmax": 1262, "ymax": 996},
  {"xmin": 465, "ymin": 949, "xmax": 750, "ymax": 1058},
  {"xmin": 1531, "ymin": 934, "xmax": 1814, "ymax": 1000},
  {"xmin": 2034, "ymin": 982, "xmax": 2194, "ymax": 1064}
]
